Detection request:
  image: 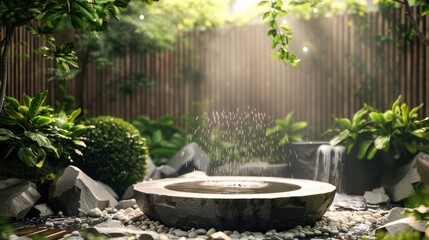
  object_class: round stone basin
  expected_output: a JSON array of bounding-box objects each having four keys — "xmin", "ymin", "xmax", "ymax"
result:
[{"xmin": 134, "ymin": 176, "xmax": 336, "ymax": 231}]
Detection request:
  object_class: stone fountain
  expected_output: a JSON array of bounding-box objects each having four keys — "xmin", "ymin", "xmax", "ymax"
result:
[{"xmin": 134, "ymin": 176, "xmax": 336, "ymax": 231}]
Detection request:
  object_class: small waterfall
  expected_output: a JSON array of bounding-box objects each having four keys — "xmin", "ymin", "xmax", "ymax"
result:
[{"xmin": 314, "ymin": 145, "xmax": 345, "ymax": 192}]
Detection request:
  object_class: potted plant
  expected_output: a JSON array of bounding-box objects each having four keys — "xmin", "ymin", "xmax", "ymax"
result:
[
  {"xmin": 326, "ymin": 96, "xmax": 429, "ymax": 194},
  {"xmin": 266, "ymin": 112, "xmax": 324, "ymax": 179}
]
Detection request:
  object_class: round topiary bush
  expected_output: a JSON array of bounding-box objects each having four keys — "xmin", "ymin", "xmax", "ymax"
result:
[{"xmin": 74, "ymin": 116, "xmax": 148, "ymax": 196}]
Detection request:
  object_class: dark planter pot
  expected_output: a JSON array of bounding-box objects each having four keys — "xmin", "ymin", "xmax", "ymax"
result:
[
  {"xmin": 341, "ymin": 151, "xmax": 415, "ymax": 195},
  {"xmin": 284, "ymin": 141, "xmax": 329, "ymax": 179}
]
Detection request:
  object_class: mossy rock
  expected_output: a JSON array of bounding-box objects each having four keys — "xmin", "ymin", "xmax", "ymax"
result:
[{"xmin": 74, "ymin": 116, "xmax": 148, "ymax": 196}]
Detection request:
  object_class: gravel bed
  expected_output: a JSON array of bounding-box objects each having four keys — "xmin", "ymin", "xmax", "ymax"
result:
[
  {"xmin": 9, "ymin": 195, "xmax": 390, "ymax": 240},
  {"xmin": 10, "ymin": 205, "xmax": 388, "ymax": 240}
]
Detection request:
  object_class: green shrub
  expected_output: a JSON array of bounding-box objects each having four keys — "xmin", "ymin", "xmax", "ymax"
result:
[
  {"xmin": 0, "ymin": 91, "xmax": 87, "ymax": 181},
  {"xmin": 132, "ymin": 115, "xmax": 188, "ymax": 165},
  {"xmin": 74, "ymin": 116, "xmax": 148, "ymax": 195}
]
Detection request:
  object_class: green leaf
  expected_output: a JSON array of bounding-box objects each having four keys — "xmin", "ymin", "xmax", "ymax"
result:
[
  {"xmin": 391, "ymin": 95, "xmax": 402, "ymax": 113},
  {"xmin": 69, "ymin": 108, "xmax": 81, "ymax": 122},
  {"xmin": 329, "ymin": 129, "xmax": 350, "ymax": 146},
  {"xmin": 401, "ymin": 103, "xmax": 409, "ymax": 124},
  {"xmin": 335, "ymin": 118, "xmax": 352, "ymax": 129},
  {"xmin": 73, "ymin": 140, "xmax": 87, "ymax": 147},
  {"xmin": 24, "ymin": 131, "xmax": 54, "ymax": 149},
  {"xmin": 27, "ymin": 91, "xmax": 47, "ymax": 120},
  {"xmin": 352, "ymin": 108, "xmax": 367, "ymax": 123},
  {"xmin": 404, "ymin": 143, "xmax": 417, "ymax": 154},
  {"xmin": 0, "ymin": 128, "xmax": 16, "ymax": 141},
  {"xmin": 383, "ymin": 110, "xmax": 396, "ymax": 122},
  {"xmin": 291, "ymin": 121, "xmax": 308, "ymax": 131},
  {"xmin": 392, "ymin": 119, "xmax": 405, "ymax": 128},
  {"xmin": 278, "ymin": 10, "xmax": 287, "ymax": 16},
  {"xmin": 18, "ymin": 106, "xmax": 29, "ymax": 114},
  {"xmin": 258, "ymin": 1, "xmax": 268, "ymax": 6},
  {"xmin": 4, "ymin": 108, "xmax": 24, "ymax": 120},
  {"xmin": 32, "ymin": 116, "xmax": 53, "ymax": 126},
  {"xmin": 18, "ymin": 147, "xmax": 37, "ymax": 167},
  {"xmin": 409, "ymin": 103, "xmax": 423, "ymax": 119},
  {"xmin": 5, "ymin": 96, "xmax": 21, "ymax": 109},
  {"xmin": 364, "ymin": 103, "xmax": 379, "ymax": 113},
  {"xmin": 23, "ymin": 94, "xmax": 32, "ymax": 107},
  {"xmin": 369, "ymin": 112, "xmax": 385, "ymax": 124},
  {"xmin": 35, "ymin": 148, "xmax": 47, "ymax": 168},
  {"xmin": 357, "ymin": 140, "xmax": 372, "ymax": 159},
  {"xmin": 266, "ymin": 126, "xmax": 280, "ymax": 136},
  {"xmin": 374, "ymin": 135, "xmax": 390, "ymax": 150},
  {"xmin": 367, "ymin": 145, "xmax": 378, "ymax": 160},
  {"xmin": 411, "ymin": 129, "xmax": 427, "ymax": 138},
  {"xmin": 279, "ymin": 135, "xmax": 289, "ymax": 145},
  {"xmin": 152, "ymin": 130, "xmax": 163, "ymax": 144},
  {"xmin": 346, "ymin": 142, "xmax": 354, "ymax": 154},
  {"xmin": 263, "ymin": 11, "xmax": 270, "ymax": 19}
]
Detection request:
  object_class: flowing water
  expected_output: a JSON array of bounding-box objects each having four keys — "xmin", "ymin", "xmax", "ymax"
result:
[
  {"xmin": 314, "ymin": 145, "xmax": 345, "ymax": 192},
  {"xmin": 190, "ymin": 109, "xmax": 288, "ymax": 175}
]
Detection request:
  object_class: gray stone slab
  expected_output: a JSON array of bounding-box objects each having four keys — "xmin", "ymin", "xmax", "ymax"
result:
[
  {"xmin": 135, "ymin": 176, "xmax": 336, "ymax": 232},
  {"xmin": 49, "ymin": 166, "xmax": 118, "ymax": 216},
  {"xmin": 0, "ymin": 178, "xmax": 40, "ymax": 219},
  {"xmin": 167, "ymin": 142, "xmax": 210, "ymax": 175}
]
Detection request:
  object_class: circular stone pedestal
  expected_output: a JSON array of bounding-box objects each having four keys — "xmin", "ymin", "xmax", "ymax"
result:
[{"xmin": 134, "ymin": 177, "xmax": 336, "ymax": 232}]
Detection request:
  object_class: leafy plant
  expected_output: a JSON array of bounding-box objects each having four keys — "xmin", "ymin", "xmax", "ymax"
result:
[
  {"xmin": 266, "ymin": 112, "xmax": 308, "ymax": 144},
  {"xmin": 259, "ymin": 0, "xmax": 300, "ymax": 66},
  {"xmin": 327, "ymin": 96, "xmax": 429, "ymax": 161},
  {"xmin": 132, "ymin": 116, "xmax": 188, "ymax": 165},
  {"xmin": 0, "ymin": 90, "xmax": 86, "ymax": 170},
  {"xmin": 74, "ymin": 116, "xmax": 148, "ymax": 195},
  {"xmin": 325, "ymin": 108, "xmax": 373, "ymax": 158}
]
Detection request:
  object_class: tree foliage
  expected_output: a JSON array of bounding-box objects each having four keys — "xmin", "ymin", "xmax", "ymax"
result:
[
  {"xmin": 259, "ymin": 0, "xmax": 429, "ymax": 65},
  {"xmin": 0, "ymin": 0, "xmax": 157, "ymax": 112},
  {"xmin": 71, "ymin": 0, "xmax": 241, "ymax": 97}
]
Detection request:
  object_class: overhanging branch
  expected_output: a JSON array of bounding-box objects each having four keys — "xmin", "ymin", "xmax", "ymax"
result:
[{"xmin": 402, "ymin": 0, "xmax": 429, "ymax": 45}]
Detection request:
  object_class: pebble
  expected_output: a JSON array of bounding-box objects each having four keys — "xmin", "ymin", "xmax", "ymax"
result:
[
  {"xmin": 229, "ymin": 233, "xmax": 241, "ymax": 239},
  {"xmin": 71, "ymin": 231, "xmax": 80, "ymax": 236},
  {"xmin": 366, "ymin": 217, "xmax": 377, "ymax": 224},
  {"xmin": 196, "ymin": 229, "xmax": 207, "ymax": 235},
  {"xmin": 283, "ymin": 233, "xmax": 294, "ymax": 240},
  {"xmin": 207, "ymin": 228, "xmax": 217, "ymax": 235},
  {"xmin": 188, "ymin": 232, "xmax": 199, "ymax": 238},
  {"xmin": 81, "ymin": 223, "xmax": 89, "ymax": 229},
  {"xmin": 159, "ymin": 234, "xmax": 169, "ymax": 240},
  {"xmin": 174, "ymin": 230, "xmax": 188, "ymax": 237},
  {"xmin": 45, "ymin": 221, "xmax": 54, "ymax": 227},
  {"xmin": 88, "ymin": 208, "xmax": 103, "ymax": 218}
]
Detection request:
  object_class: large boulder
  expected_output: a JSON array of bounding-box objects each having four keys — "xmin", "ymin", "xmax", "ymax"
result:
[
  {"xmin": 49, "ymin": 166, "xmax": 118, "ymax": 216},
  {"xmin": 416, "ymin": 153, "xmax": 429, "ymax": 184},
  {"xmin": 0, "ymin": 178, "xmax": 40, "ymax": 219},
  {"xmin": 167, "ymin": 142, "xmax": 210, "ymax": 175},
  {"xmin": 383, "ymin": 152, "xmax": 428, "ymax": 202}
]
